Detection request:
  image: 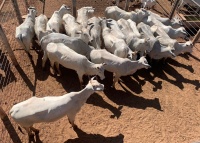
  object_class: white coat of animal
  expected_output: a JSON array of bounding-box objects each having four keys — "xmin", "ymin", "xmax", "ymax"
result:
[
  {"xmin": 141, "ymin": 0, "xmax": 157, "ymax": 9},
  {"xmin": 101, "ymin": 19, "xmax": 134, "ymax": 60},
  {"xmin": 105, "ymin": 6, "xmax": 150, "ymax": 24},
  {"xmin": 90, "ymin": 49, "xmax": 151, "ymax": 87},
  {"xmin": 15, "ymin": 7, "xmax": 37, "ymax": 55},
  {"xmin": 137, "ymin": 22, "xmax": 176, "ymax": 60},
  {"xmin": 117, "ymin": 18, "xmax": 150, "ymax": 56},
  {"xmin": 87, "ymin": 17, "xmax": 102, "ymax": 49},
  {"xmin": 149, "ymin": 15, "xmax": 189, "ymax": 39},
  {"xmin": 77, "ymin": 7, "xmax": 95, "ymax": 28},
  {"xmin": 137, "ymin": 22, "xmax": 158, "ymax": 51},
  {"xmin": 34, "ymin": 14, "xmax": 48, "ymax": 42},
  {"xmin": 106, "ymin": 18, "xmax": 126, "ymax": 40},
  {"xmin": 151, "ymin": 25, "xmax": 193, "ymax": 56},
  {"xmin": 46, "ymin": 4, "xmax": 70, "ymax": 33},
  {"xmin": 46, "ymin": 43, "xmax": 105, "ymax": 86},
  {"xmin": 39, "ymin": 32, "xmax": 94, "ymax": 68},
  {"xmin": 9, "ymin": 77, "xmax": 104, "ymax": 138},
  {"xmin": 127, "ymin": 19, "xmax": 142, "ymax": 38},
  {"xmin": 149, "ymin": 11, "xmax": 183, "ymax": 28},
  {"xmin": 62, "ymin": 13, "xmax": 90, "ymax": 44}
]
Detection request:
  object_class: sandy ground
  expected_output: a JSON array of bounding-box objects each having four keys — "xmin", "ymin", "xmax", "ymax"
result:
[{"xmin": 0, "ymin": 0, "xmax": 200, "ymax": 143}]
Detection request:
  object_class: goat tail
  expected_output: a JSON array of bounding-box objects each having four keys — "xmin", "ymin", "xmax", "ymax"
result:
[{"xmin": 18, "ymin": 126, "xmax": 24, "ymax": 134}]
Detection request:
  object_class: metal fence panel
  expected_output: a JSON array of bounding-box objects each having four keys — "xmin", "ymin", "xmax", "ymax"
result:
[{"xmin": 173, "ymin": 0, "xmax": 200, "ymax": 43}]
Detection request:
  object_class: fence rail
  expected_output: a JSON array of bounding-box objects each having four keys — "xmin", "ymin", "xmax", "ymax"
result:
[{"xmin": 173, "ymin": 0, "xmax": 200, "ymax": 43}]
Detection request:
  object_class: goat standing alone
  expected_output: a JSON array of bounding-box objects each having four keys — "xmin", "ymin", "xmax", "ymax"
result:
[{"xmin": 9, "ymin": 77, "xmax": 104, "ymax": 139}]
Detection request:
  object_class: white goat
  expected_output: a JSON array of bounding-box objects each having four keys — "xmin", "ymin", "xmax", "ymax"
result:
[
  {"xmin": 63, "ymin": 13, "xmax": 90, "ymax": 44},
  {"xmin": 101, "ymin": 19, "xmax": 134, "ymax": 60},
  {"xmin": 34, "ymin": 14, "xmax": 48, "ymax": 42},
  {"xmin": 149, "ymin": 11, "xmax": 183, "ymax": 28},
  {"xmin": 39, "ymin": 32, "xmax": 94, "ymax": 68},
  {"xmin": 137, "ymin": 22, "xmax": 176, "ymax": 60},
  {"xmin": 46, "ymin": 42, "xmax": 105, "ymax": 86},
  {"xmin": 46, "ymin": 4, "xmax": 70, "ymax": 33},
  {"xmin": 152, "ymin": 25, "xmax": 193, "ymax": 56},
  {"xmin": 87, "ymin": 17, "xmax": 102, "ymax": 49},
  {"xmin": 149, "ymin": 15, "xmax": 189, "ymax": 39},
  {"xmin": 15, "ymin": 7, "xmax": 37, "ymax": 55},
  {"xmin": 105, "ymin": 6, "xmax": 150, "ymax": 24},
  {"xmin": 117, "ymin": 18, "xmax": 150, "ymax": 57},
  {"xmin": 90, "ymin": 49, "xmax": 151, "ymax": 87},
  {"xmin": 77, "ymin": 7, "xmax": 95, "ymax": 28},
  {"xmin": 9, "ymin": 77, "xmax": 104, "ymax": 138}
]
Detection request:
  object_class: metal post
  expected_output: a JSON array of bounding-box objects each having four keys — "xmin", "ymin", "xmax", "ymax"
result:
[
  {"xmin": 11, "ymin": 0, "xmax": 23, "ymax": 24},
  {"xmin": 124, "ymin": 0, "xmax": 129, "ymax": 11},
  {"xmin": 72, "ymin": 0, "xmax": 76, "ymax": 18},
  {"xmin": 169, "ymin": 0, "xmax": 180, "ymax": 20},
  {"xmin": 192, "ymin": 29, "xmax": 200, "ymax": 45},
  {"xmin": 0, "ymin": 106, "xmax": 7, "ymax": 119},
  {"xmin": 0, "ymin": 25, "xmax": 18, "ymax": 66},
  {"xmin": 43, "ymin": 0, "xmax": 46, "ymax": 14}
]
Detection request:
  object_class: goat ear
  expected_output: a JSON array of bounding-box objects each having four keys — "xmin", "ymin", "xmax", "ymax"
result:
[
  {"xmin": 91, "ymin": 76, "xmax": 96, "ymax": 80},
  {"xmin": 76, "ymin": 31, "xmax": 82, "ymax": 34},
  {"xmin": 88, "ymin": 22, "xmax": 93, "ymax": 25}
]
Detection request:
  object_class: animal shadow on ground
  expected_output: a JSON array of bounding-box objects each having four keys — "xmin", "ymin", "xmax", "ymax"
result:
[
  {"xmin": 55, "ymin": 66, "xmax": 83, "ymax": 92},
  {"xmin": 100, "ymin": 70, "xmax": 162, "ymax": 110},
  {"xmin": 103, "ymin": 80, "xmax": 162, "ymax": 111},
  {"xmin": 0, "ymin": 50, "xmax": 16, "ymax": 90},
  {"xmin": 186, "ymin": 53, "xmax": 200, "ymax": 62},
  {"xmin": 167, "ymin": 58, "xmax": 194, "ymax": 73},
  {"xmin": 1, "ymin": 116, "xmax": 22, "ymax": 143},
  {"xmin": 132, "ymin": 69, "xmax": 162, "ymax": 91},
  {"xmin": 147, "ymin": 58, "xmax": 200, "ymax": 90},
  {"xmin": 65, "ymin": 127, "xmax": 124, "ymax": 143},
  {"xmin": 87, "ymin": 93, "xmax": 123, "ymax": 119},
  {"xmin": 119, "ymin": 75, "xmax": 143, "ymax": 94}
]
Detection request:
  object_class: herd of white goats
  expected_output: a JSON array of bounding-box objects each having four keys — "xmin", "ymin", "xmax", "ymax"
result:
[{"xmin": 9, "ymin": 4, "xmax": 193, "ymax": 139}]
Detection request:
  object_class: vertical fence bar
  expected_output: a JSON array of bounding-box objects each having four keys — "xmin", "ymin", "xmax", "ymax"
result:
[
  {"xmin": 192, "ymin": 29, "xmax": 200, "ymax": 45},
  {"xmin": 42, "ymin": 0, "xmax": 46, "ymax": 14},
  {"xmin": 0, "ymin": 25, "xmax": 18, "ymax": 66},
  {"xmin": 169, "ymin": 0, "xmax": 180, "ymax": 19},
  {"xmin": 124, "ymin": 0, "xmax": 129, "ymax": 11},
  {"xmin": 0, "ymin": 106, "xmax": 7, "ymax": 119},
  {"xmin": 11, "ymin": 0, "xmax": 23, "ymax": 24},
  {"xmin": 72, "ymin": 0, "xmax": 76, "ymax": 18}
]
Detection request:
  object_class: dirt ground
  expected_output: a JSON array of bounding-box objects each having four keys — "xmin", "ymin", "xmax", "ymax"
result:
[{"xmin": 0, "ymin": 0, "xmax": 200, "ymax": 143}]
